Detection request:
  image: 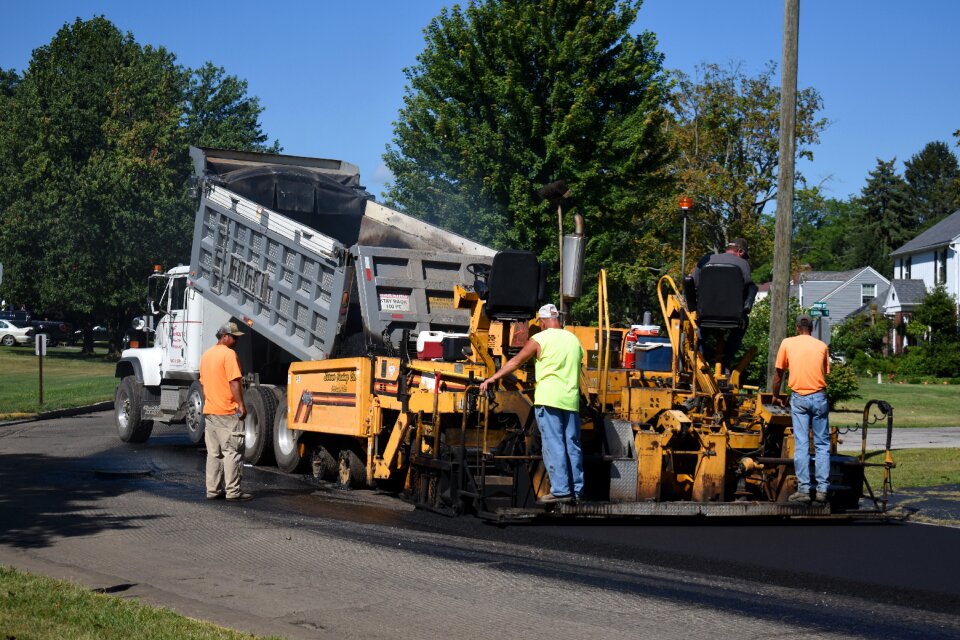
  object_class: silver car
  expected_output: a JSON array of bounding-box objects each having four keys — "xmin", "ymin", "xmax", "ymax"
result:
[{"xmin": 0, "ymin": 318, "xmax": 33, "ymax": 346}]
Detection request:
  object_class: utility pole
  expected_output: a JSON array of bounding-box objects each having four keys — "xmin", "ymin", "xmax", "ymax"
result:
[{"xmin": 767, "ymin": 0, "xmax": 800, "ymax": 389}]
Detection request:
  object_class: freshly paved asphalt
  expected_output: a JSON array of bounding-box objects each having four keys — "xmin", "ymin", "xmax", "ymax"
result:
[{"xmin": 1, "ymin": 411, "xmax": 959, "ymax": 640}]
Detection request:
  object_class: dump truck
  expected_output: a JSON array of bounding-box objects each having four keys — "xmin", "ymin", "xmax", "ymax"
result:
[{"xmin": 113, "ymin": 147, "xmax": 495, "ymax": 465}]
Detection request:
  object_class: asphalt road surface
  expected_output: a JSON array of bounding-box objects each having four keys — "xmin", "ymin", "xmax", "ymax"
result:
[{"xmin": 1, "ymin": 411, "xmax": 959, "ymax": 640}]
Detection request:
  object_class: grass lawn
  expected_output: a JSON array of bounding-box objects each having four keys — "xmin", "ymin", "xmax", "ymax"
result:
[
  {"xmin": 831, "ymin": 377, "xmax": 960, "ymax": 428},
  {"xmin": 0, "ymin": 345, "xmax": 117, "ymax": 418},
  {"xmin": 0, "ymin": 565, "xmax": 283, "ymax": 640},
  {"xmin": 842, "ymin": 448, "xmax": 960, "ymax": 490}
]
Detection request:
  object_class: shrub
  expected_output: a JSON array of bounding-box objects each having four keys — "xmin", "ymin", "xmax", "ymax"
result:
[{"xmin": 826, "ymin": 362, "xmax": 859, "ymax": 410}]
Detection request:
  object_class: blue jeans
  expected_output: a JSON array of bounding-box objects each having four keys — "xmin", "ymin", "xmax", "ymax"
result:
[
  {"xmin": 535, "ymin": 405, "xmax": 584, "ymax": 497},
  {"xmin": 791, "ymin": 390, "xmax": 830, "ymax": 493}
]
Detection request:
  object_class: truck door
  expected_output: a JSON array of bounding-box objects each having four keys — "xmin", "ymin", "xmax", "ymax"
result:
[{"xmin": 159, "ymin": 275, "xmax": 192, "ymax": 375}]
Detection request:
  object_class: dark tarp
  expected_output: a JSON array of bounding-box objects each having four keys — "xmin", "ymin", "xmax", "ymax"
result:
[{"xmin": 216, "ymin": 165, "xmax": 369, "ymax": 246}]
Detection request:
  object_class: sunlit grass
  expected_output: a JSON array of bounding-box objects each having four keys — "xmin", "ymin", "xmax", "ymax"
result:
[
  {"xmin": 0, "ymin": 565, "xmax": 284, "ymax": 640},
  {"xmin": 0, "ymin": 346, "xmax": 116, "ymax": 417}
]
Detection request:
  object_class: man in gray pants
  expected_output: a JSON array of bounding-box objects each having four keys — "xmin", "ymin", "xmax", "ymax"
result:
[{"xmin": 199, "ymin": 322, "xmax": 251, "ymax": 501}]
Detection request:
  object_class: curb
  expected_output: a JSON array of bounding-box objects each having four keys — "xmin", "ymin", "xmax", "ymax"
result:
[{"xmin": 0, "ymin": 401, "xmax": 113, "ymax": 427}]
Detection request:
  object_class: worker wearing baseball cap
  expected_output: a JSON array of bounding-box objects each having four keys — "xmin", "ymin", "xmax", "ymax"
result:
[
  {"xmin": 771, "ymin": 313, "xmax": 831, "ymax": 505},
  {"xmin": 479, "ymin": 303, "xmax": 585, "ymax": 504},
  {"xmin": 199, "ymin": 321, "xmax": 251, "ymax": 501}
]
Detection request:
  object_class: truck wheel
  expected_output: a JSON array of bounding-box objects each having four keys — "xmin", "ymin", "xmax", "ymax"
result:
[
  {"xmin": 337, "ymin": 449, "xmax": 366, "ymax": 489},
  {"xmin": 243, "ymin": 386, "xmax": 277, "ymax": 465},
  {"xmin": 273, "ymin": 400, "xmax": 306, "ymax": 473},
  {"xmin": 115, "ymin": 376, "xmax": 154, "ymax": 443},
  {"xmin": 184, "ymin": 382, "xmax": 205, "ymax": 445}
]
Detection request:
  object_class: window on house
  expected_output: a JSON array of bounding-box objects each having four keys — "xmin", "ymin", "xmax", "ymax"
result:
[
  {"xmin": 905, "ymin": 256, "xmax": 912, "ymax": 279},
  {"xmin": 939, "ymin": 249, "xmax": 948, "ymax": 285},
  {"xmin": 862, "ymin": 283, "xmax": 876, "ymax": 306}
]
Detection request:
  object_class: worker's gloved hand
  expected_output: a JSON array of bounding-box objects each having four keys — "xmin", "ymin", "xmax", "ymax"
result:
[{"xmin": 771, "ymin": 395, "xmax": 785, "ymax": 408}]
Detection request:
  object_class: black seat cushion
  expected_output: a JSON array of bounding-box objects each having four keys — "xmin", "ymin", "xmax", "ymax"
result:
[
  {"xmin": 485, "ymin": 250, "xmax": 541, "ymax": 321},
  {"xmin": 697, "ymin": 263, "xmax": 744, "ymax": 329}
]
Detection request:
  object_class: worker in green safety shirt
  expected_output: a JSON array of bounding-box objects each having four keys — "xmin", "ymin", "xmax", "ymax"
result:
[{"xmin": 479, "ymin": 303, "xmax": 584, "ymax": 504}]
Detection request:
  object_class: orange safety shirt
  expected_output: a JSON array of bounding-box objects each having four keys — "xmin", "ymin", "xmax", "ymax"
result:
[
  {"xmin": 199, "ymin": 343, "xmax": 243, "ymax": 415},
  {"xmin": 775, "ymin": 334, "xmax": 830, "ymax": 396}
]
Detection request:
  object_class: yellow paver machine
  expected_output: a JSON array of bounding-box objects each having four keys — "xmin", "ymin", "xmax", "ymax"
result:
[{"xmin": 278, "ymin": 250, "xmax": 897, "ymax": 521}]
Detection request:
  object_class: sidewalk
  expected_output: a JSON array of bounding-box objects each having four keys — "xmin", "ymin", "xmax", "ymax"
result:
[{"xmin": 836, "ymin": 427, "xmax": 960, "ymax": 451}]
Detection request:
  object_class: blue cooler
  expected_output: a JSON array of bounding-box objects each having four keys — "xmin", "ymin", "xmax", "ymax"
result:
[{"xmin": 634, "ymin": 336, "xmax": 672, "ymax": 372}]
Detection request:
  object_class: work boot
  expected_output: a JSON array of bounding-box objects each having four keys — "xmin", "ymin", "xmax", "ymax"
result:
[
  {"xmin": 814, "ymin": 491, "xmax": 828, "ymax": 504},
  {"xmin": 226, "ymin": 492, "xmax": 253, "ymax": 502},
  {"xmin": 787, "ymin": 490, "xmax": 811, "ymax": 505},
  {"xmin": 537, "ymin": 493, "xmax": 572, "ymax": 504}
]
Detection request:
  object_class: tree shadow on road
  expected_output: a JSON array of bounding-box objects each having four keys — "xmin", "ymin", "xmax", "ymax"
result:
[{"xmin": 0, "ymin": 452, "xmax": 167, "ymax": 549}]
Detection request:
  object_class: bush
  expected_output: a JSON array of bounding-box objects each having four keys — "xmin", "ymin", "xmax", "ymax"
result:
[{"xmin": 826, "ymin": 362, "xmax": 859, "ymax": 409}]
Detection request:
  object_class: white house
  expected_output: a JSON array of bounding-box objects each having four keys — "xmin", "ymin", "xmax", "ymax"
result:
[{"xmin": 890, "ymin": 208, "xmax": 960, "ymax": 302}]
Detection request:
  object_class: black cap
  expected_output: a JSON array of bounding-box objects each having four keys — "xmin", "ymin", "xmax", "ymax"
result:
[
  {"xmin": 797, "ymin": 313, "xmax": 813, "ymax": 328},
  {"xmin": 726, "ymin": 237, "xmax": 749, "ymax": 258}
]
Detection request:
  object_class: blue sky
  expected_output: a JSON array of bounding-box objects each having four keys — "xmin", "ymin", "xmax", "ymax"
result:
[{"xmin": 2, "ymin": 1, "xmax": 957, "ymax": 202}]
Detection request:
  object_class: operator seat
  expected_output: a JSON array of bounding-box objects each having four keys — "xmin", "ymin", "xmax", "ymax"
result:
[
  {"xmin": 483, "ymin": 250, "xmax": 544, "ymax": 321},
  {"xmin": 695, "ymin": 263, "xmax": 745, "ymax": 329}
]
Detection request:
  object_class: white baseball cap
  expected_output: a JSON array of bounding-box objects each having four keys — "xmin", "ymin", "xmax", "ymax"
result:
[{"xmin": 537, "ymin": 303, "xmax": 559, "ymax": 319}]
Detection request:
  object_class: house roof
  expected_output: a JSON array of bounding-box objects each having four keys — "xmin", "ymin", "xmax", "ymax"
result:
[
  {"xmin": 889, "ymin": 279, "xmax": 927, "ymax": 305},
  {"xmin": 799, "ymin": 269, "xmax": 861, "ymax": 283},
  {"xmin": 820, "ymin": 267, "xmax": 890, "ymax": 303},
  {"xmin": 890, "ymin": 208, "xmax": 960, "ymax": 257}
]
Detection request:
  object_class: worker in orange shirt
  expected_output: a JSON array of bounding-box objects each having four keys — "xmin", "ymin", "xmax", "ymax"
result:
[
  {"xmin": 771, "ymin": 314, "xmax": 830, "ymax": 505},
  {"xmin": 199, "ymin": 322, "xmax": 250, "ymax": 501}
]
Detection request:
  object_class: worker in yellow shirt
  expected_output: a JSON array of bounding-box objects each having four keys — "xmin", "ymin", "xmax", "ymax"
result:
[{"xmin": 479, "ymin": 303, "xmax": 584, "ymax": 504}]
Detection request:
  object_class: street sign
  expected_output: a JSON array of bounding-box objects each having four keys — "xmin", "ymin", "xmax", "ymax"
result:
[
  {"xmin": 35, "ymin": 333, "xmax": 47, "ymax": 356},
  {"xmin": 812, "ymin": 301, "xmax": 827, "ymax": 309},
  {"xmin": 809, "ymin": 309, "xmax": 831, "ymax": 318}
]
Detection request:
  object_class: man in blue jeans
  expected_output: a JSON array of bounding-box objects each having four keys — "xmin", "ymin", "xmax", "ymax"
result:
[
  {"xmin": 479, "ymin": 303, "xmax": 584, "ymax": 504},
  {"xmin": 771, "ymin": 314, "xmax": 831, "ymax": 504}
]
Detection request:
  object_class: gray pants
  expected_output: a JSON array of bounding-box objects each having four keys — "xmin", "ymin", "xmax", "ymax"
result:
[{"xmin": 205, "ymin": 414, "xmax": 244, "ymax": 499}]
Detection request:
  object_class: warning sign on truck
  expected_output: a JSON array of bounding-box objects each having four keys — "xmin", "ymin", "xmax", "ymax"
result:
[{"xmin": 379, "ymin": 292, "xmax": 411, "ymax": 312}]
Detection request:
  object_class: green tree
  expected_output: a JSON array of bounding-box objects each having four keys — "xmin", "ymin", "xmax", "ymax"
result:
[
  {"xmin": 791, "ymin": 187, "xmax": 861, "ymax": 272},
  {"xmin": 900, "ymin": 286, "xmax": 960, "ymax": 378},
  {"xmin": 667, "ymin": 62, "xmax": 827, "ymax": 271},
  {"xmin": 383, "ymin": 0, "xmax": 673, "ymax": 322},
  {"xmin": 903, "ymin": 141, "xmax": 960, "ymax": 231},
  {"xmin": 849, "ymin": 159, "xmax": 911, "ymax": 276},
  {"xmin": 0, "ymin": 17, "xmax": 276, "ymax": 352},
  {"xmin": 831, "ymin": 308, "xmax": 891, "ymax": 374},
  {"xmin": 182, "ymin": 62, "xmax": 280, "ymax": 152}
]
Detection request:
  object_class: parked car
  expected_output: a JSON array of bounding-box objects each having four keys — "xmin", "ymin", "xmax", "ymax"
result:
[
  {"xmin": 0, "ymin": 318, "xmax": 33, "ymax": 346},
  {"xmin": 72, "ymin": 325, "xmax": 109, "ymax": 345},
  {"xmin": 29, "ymin": 319, "xmax": 73, "ymax": 347}
]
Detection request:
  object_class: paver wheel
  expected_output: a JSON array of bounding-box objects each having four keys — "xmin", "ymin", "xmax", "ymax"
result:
[{"xmin": 337, "ymin": 449, "xmax": 366, "ymax": 489}]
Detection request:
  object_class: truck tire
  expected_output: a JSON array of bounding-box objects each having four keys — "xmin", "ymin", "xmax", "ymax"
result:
[
  {"xmin": 243, "ymin": 386, "xmax": 277, "ymax": 466},
  {"xmin": 184, "ymin": 382, "xmax": 206, "ymax": 446},
  {"xmin": 273, "ymin": 399, "xmax": 306, "ymax": 473},
  {"xmin": 337, "ymin": 449, "xmax": 366, "ymax": 489},
  {"xmin": 115, "ymin": 376, "xmax": 154, "ymax": 443}
]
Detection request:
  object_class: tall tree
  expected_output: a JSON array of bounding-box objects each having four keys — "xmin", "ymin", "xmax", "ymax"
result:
[
  {"xmin": 383, "ymin": 0, "xmax": 673, "ymax": 321},
  {"xmin": 0, "ymin": 17, "xmax": 276, "ymax": 351},
  {"xmin": 903, "ymin": 141, "xmax": 960, "ymax": 230},
  {"xmin": 791, "ymin": 187, "xmax": 861, "ymax": 272},
  {"xmin": 182, "ymin": 62, "xmax": 280, "ymax": 152},
  {"xmin": 667, "ymin": 62, "xmax": 827, "ymax": 271},
  {"xmin": 850, "ymin": 158, "xmax": 911, "ymax": 276}
]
